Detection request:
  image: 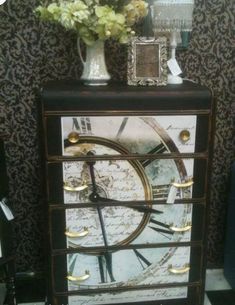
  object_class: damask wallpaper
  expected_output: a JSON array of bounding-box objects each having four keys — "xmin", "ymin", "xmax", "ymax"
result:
[{"xmin": 0, "ymin": 0, "xmax": 234, "ymax": 272}]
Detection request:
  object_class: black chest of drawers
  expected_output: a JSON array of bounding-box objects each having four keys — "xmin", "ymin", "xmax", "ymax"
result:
[{"xmin": 39, "ymin": 81, "xmax": 214, "ymax": 305}]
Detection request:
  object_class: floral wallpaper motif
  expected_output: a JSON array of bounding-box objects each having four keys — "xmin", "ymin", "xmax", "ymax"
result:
[{"xmin": 0, "ymin": 0, "xmax": 234, "ymax": 272}]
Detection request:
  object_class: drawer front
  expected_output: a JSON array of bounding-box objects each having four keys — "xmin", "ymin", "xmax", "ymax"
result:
[
  {"xmin": 47, "ymin": 158, "xmax": 207, "ymax": 204},
  {"xmin": 62, "ymin": 158, "xmax": 195, "ymax": 202},
  {"xmin": 51, "ymin": 287, "xmax": 202, "ymax": 305},
  {"xmin": 50, "ymin": 204, "xmax": 205, "ymax": 250},
  {"xmin": 44, "ymin": 114, "xmax": 210, "ymax": 156},
  {"xmin": 66, "ymin": 247, "xmax": 191, "ymax": 288},
  {"xmin": 51, "ymin": 204, "xmax": 193, "ymax": 249},
  {"xmin": 61, "ymin": 115, "xmax": 197, "ymax": 155},
  {"xmin": 67, "ymin": 287, "xmax": 199, "ymax": 305},
  {"xmin": 52, "ymin": 246, "xmax": 202, "ymax": 303}
]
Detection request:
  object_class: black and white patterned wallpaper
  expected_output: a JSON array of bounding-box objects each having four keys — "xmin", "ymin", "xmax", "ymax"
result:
[{"xmin": 0, "ymin": 0, "xmax": 234, "ymax": 272}]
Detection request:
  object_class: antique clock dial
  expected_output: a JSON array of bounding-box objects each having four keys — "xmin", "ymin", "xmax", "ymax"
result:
[
  {"xmin": 63, "ymin": 137, "xmax": 152, "ymax": 248},
  {"xmin": 61, "ymin": 115, "xmax": 196, "ymax": 304}
]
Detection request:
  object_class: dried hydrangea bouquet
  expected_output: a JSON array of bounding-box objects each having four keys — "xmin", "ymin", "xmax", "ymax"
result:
[{"xmin": 35, "ymin": 0, "xmax": 149, "ymax": 85}]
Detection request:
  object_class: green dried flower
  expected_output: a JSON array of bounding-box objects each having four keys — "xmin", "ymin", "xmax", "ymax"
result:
[{"xmin": 34, "ymin": 0, "xmax": 148, "ymax": 45}]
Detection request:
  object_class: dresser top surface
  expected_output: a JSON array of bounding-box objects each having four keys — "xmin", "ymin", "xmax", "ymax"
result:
[{"xmin": 40, "ymin": 80, "xmax": 213, "ymax": 112}]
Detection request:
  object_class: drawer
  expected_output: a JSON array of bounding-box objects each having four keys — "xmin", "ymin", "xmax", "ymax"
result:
[
  {"xmin": 51, "ymin": 246, "xmax": 202, "ymax": 299},
  {"xmin": 66, "ymin": 286, "xmax": 202, "ymax": 305},
  {"xmin": 51, "ymin": 286, "xmax": 203, "ymax": 305},
  {"xmin": 49, "ymin": 204, "xmax": 205, "ymax": 250},
  {"xmin": 44, "ymin": 115, "xmax": 210, "ymax": 157},
  {"xmin": 46, "ymin": 158, "xmax": 207, "ymax": 203}
]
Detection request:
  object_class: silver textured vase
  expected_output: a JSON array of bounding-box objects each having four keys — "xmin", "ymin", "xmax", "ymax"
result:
[{"xmin": 78, "ymin": 38, "xmax": 111, "ymax": 86}]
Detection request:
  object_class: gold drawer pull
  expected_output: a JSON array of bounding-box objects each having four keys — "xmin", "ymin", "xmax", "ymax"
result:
[
  {"xmin": 179, "ymin": 130, "xmax": 191, "ymax": 142},
  {"xmin": 171, "ymin": 179, "xmax": 193, "ymax": 188},
  {"xmin": 67, "ymin": 270, "xmax": 90, "ymax": 282},
  {"xmin": 169, "ymin": 222, "xmax": 192, "ymax": 233},
  {"xmin": 168, "ymin": 264, "xmax": 190, "ymax": 274},
  {"xmin": 68, "ymin": 131, "xmax": 80, "ymax": 144},
  {"xmin": 63, "ymin": 181, "xmax": 88, "ymax": 192},
  {"xmin": 65, "ymin": 227, "xmax": 89, "ymax": 238}
]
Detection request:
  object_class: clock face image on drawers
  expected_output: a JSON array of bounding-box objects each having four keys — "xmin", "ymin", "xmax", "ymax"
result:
[
  {"xmin": 40, "ymin": 82, "xmax": 213, "ymax": 305},
  {"xmin": 55, "ymin": 115, "xmax": 197, "ymax": 304}
]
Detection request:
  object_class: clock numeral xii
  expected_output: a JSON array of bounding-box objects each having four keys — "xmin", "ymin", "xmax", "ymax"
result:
[{"xmin": 72, "ymin": 117, "xmax": 92, "ymax": 134}]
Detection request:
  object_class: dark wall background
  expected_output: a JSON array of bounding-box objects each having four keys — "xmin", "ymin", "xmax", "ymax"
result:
[{"xmin": 0, "ymin": 0, "xmax": 234, "ymax": 273}]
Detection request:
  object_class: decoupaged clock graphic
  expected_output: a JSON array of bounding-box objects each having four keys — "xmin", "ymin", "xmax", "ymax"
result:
[{"xmin": 60, "ymin": 115, "xmax": 196, "ymax": 305}]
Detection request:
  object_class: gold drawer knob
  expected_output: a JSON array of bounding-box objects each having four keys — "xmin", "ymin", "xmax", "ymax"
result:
[
  {"xmin": 68, "ymin": 131, "xmax": 80, "ymax": 144},
  {"xmin": 179, "ymin": 130, "xmax": 190, "ymax": 142},
  {"xmin": 65, "ymin": 227, "xmax": 89, "ymax": 238},
  {"xmin": 171, "ymin": 178, "xmax": 193, "ymax": 188},
  {"xmin": 67, "ymin": 270, "xmax": 90, "ymax": 282},
  {"xmin": 63, "ymin": 181, "xmax": 88, "ymax": 192},
  {"xmin": 169, "ymin": 222, "xmax": 192, "ymax": 233},
  {"xmin": 168, "ymin": 264, "xmax": 190, "ymax": 274}
]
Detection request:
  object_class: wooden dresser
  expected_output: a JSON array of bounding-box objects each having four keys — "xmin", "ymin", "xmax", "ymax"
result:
[{"xmin": 39, "ymin": 81, "xmax": 214, "ymax": 305}]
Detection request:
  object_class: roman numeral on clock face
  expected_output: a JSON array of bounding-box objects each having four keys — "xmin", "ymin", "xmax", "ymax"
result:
[
  {"xmin": 149, "ymin": 217, "xmax": 174, "ymax": 239},
  {"xmin": 72, "ymin": 117, "xmax": 92, "ymax": 134},
  {"xmin": 140, "ymin": 143, "xmax": 167, "ymax": 167},
  {"xmin": 133, "ymin": 249, "xmax": 151, "ymax": 269},
  {"xmin": 116, "ymin": 117, "xmax": 129, "ymax": 141},
  {"xmin": 68, "ymin": 254, "xmax": 77, "ymax": 275},
  {"xmin": 98, "ymin": 253, "xmax": 115, "ymax": 283},
  {"xmin": 152, "ymin": 184, "xmax": 171, "ymax": 200}
]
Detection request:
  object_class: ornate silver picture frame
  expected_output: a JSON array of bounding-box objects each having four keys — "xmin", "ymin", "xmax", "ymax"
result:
[{"xmin": 127, "ymin": 36, "xmax": 167, "ymax": 86}]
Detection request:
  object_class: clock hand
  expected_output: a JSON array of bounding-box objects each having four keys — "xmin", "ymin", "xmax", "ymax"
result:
[
  {"xmin": 86, "ymin": 151, "xmax": 98, "ymax": 194},
  {"xmin": 97, "ymin": 206, "xmax": 115, "ymax": 282},
  {"xmin": 133, "ymin": 206, "xmax": 163, "ymax": 215},
  {"xmin": 98, "ymin": 256, "xmax": 105, "ymax": 283},
  {"xmin": 89, "ymin": 194, "xmax": 163, "ymax": 214},
  {"xmin": 86, "ymin": 152, "xmax": 115, "ymax": 282},
  {"xmin": 86, "ymin": 151, "xmax": 162, "ymax": 215}
]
